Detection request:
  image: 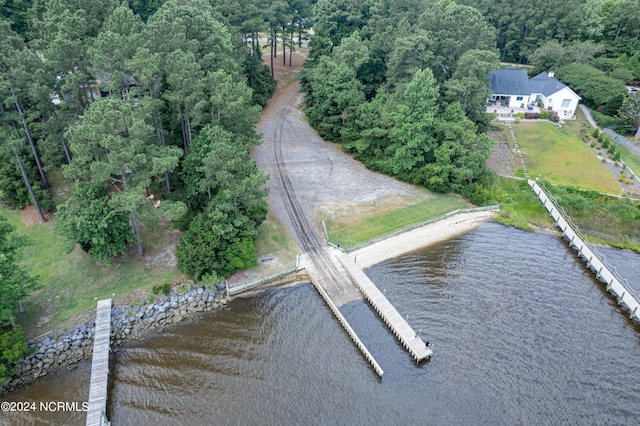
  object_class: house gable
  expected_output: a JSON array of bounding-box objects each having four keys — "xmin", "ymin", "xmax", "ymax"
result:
[
  {"xmin": 489, "ymin": 70, "xmax": 581, "ymax": 118},
  {"xmin": 489, "ymin": 68, "xmax": 530, "ymax": 96},
  {"xmin": 529, "ymin": 72, "xmax": 580, "ymax": 101}
]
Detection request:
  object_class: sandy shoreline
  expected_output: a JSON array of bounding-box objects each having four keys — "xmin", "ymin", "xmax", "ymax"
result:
[{"xmin": 349, "ymin": 210, "xmax": 497, "ymax": 268}]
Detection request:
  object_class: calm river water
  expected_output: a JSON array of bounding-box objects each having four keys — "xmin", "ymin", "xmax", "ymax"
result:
[{"xmin": 3, "ymin": 222, "xmax": 640, "ymax": 425}]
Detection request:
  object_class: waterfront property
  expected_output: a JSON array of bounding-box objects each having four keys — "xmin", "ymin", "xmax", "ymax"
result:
[
  {"xmin": 529, "ymin": 180, "xmax": 640, "ymax": 322},
  {"xmin": 488, "ymin": 69, "xmax": 581, "ymax": 118}
]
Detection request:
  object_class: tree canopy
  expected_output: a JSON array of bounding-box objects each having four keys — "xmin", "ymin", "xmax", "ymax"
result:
[{"xmin": 301, "ymin": 0, "xmax": 497, "ymax": 193}]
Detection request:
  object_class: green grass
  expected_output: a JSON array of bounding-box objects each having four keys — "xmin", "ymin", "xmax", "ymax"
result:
[
  {"xmin": 617, "ymin": 145, "xmax": 640, "ymax": 181},
  {"xmin": 4, "ymin": 205, "xmax": 184, "ymax": 337},
  {"xmin": 317, "ymin": 194, "xmax": 467, "ymax": 249},
  {"xmin": 512, "ymin": 121, "xmax": 621, "ymax": 193},
  {"xmin": 545, "ymin": 184, "xmax": 640, "ymax": 252},
  {"xmin": 478, "ymin": 176, "xmax": 555, "ymax": 231},
  {"xmin": 251, "ymin": 211, "xmax": 300, "ymax": 273}
]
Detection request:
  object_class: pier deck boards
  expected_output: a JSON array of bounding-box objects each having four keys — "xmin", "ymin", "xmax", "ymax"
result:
[
  {"xmin": 86, "ymin": 299, "xmax": 112, "ymax": 426},
  {"xmin": 335, "ymin": 252, "xmax": 433, "ymax": 362}
]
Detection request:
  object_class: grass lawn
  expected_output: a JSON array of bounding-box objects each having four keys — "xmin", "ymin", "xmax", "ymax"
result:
[
  {"xmin": 250, "ymin": 211, "xmax": 300, "ymax": 274},
  {"xmin": 4, "ymin": 204, "xmax": 185, "ymax": 338},
  {"xmin": 316, "ymin": 193, "xmax": 467, "ymax": 249},
  {"xmin": 617, "ymin": 145, "xmax": 640, "ymax": 181},
  {"xmin": 512, "ymin": 121, "xmax": 621, "ymax": 193}
]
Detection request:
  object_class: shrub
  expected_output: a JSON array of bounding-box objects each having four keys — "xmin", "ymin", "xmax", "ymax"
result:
[
  {"xmin": 525, "ymin": 112, "xmax": 540, "ymax": 119},
  {"xmin": 591, "ymin": 110, "xmax": 621, "ymax": 128},
  {"xmin": 539, "ymin": 111, "xmax": 550, "ymax": 119},
  {"xmin": 515, "ymin": 112, "xmax": 525, "ymax": 119},
  {"xmin": 602, "ymin": 138, "xmax": 610, "ymax": 149},
  {"xmin": 626, "ymin": 179, "xmax": 631, "ymax": 184},
  {"xmin": 613, "ymin": 151, "xmax": 621, "ymax": 161},
  {"xmin": 591, "ymin": 141, "xmax": 597, "ymax": 147},
  {"xmin": 152, "ymin": 283, "xmax": 172, "ymax": 296},
  {"xmin": 548, "ymin": 111, "xmax": 559, "ymax": 122},
  {"xmin": 592, "ymin": 128, "xmax": 600, "ymax": 138}
]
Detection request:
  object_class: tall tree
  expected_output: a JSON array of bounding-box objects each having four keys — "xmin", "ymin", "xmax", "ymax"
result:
[
  {"xmin": 64, "ymin": 97, "xmax": 184, "ymax": 256},
  {"xmin": 617, "ymin": 92, "xmax": 640, "ymax": 135},
  {"xmin": 0, "ymin": 20, "xmax": 51, "ymax": 189},
  {"xmin": 444, "ymin": 49, "xmax": 499, "ymax": 129},
  {"xmin": 418, "ymin": 0, "xmax": 496, "ymax": 80},
  {"xmin": 387, "ymin": 68, "xmax": 440, "ymax": 176},
  {"xmin": 177, "ymin": 124, "xmax": 267, "ymax": 280},
  {"xmin": 57, "ymin": 182, "xmax": 135, "ymax": 263},
  {"xmin": 0, "ymin": 215, "xmax": 37, "ymax": 324},
  {"xmin": 30, "ymin": 0, "xmax": 119, "ymax": 109},
  {"xmin": 90, "ymin": 4, "xmax": 145, "ymax": 97},
  {"xmin": 0, "ymin": 214, "xmax": 36, "ymax": 384}
]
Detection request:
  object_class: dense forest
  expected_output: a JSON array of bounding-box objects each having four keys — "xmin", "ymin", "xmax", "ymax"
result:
[
  {"xmin": 0, "ymin": 0, "xmax": 311, "ymax": 383},
  {"xmin": 1, "ymin": 0, "xmax": 639, "ymax": 382},
  {"xmin": 301, "ymin": 0, "xmax": 640, "ymax": 199}
]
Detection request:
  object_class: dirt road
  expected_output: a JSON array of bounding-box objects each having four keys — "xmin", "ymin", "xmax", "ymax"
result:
[
  {"xmin": 253, "ymin": 51, "xmax": 437, "ymax": 303},
  {"xmin": 253, "ymin": 52, "xmax": 433, "ymax": 253}
]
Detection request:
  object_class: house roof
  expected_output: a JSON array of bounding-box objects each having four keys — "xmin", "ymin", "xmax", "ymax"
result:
[
  {"xmin": 530, "ymin": 72, "xmax": 581, "ymax": 99},
  {"xmin": 489, "ymin": 68, "xmax": 530, "ymax": 96}
]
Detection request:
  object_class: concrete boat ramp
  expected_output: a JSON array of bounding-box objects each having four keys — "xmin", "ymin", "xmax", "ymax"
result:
[{"xmin": 299, "ymin": 247, "xmax": 432, "ymax": 377}]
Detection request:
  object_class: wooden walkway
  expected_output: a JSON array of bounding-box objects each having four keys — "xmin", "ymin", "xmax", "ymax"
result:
[
  {"xmin": 335, "ymin": 253, "xmax": 433, "ymax": 362},
  {"xmin": 307, "ymin": 271, "xmax": 384, "ymax": 377},
  {"xmin": 86, "ymin": 299, "xmax": 112, "ymax": 426},
  {"xmin": 530, "ymin": 180, "xmax": 640, "ymax": 322}
]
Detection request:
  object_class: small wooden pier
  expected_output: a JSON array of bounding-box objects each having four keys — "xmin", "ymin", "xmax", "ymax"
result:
[
  {"xmin": 86, "ymin": 299, "xmax": 112, "ymax": 426},
  {"xmin": 335, "ymin": 253, "xmax": 433, "ymax": 362},
  {"xmin": 530, "ymin": 179, "xmax": 640, "ymax": 322}
]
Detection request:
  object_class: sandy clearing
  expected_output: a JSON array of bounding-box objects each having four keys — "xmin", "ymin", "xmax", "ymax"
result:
[{"xmin": 348, "ymin": 210, "xmax": 496, "ymax": 268}]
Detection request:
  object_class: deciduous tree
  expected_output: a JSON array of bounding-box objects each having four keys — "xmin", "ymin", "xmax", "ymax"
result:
[{"xmin": 57, "ymin": 182, "xmax": 134, "ymax": 263}]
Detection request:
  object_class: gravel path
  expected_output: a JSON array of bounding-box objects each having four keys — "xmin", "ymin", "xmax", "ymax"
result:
[
  {"xmin": 578, "ymin": 105, "xmax": 640, "ymax": 196},
  {"xmin": 253, "ymin": 53, "xmax": 433, "ymax": 251}
]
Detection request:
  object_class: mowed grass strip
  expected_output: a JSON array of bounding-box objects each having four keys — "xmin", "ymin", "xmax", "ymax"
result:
[
  {"xmin": 319, "ymin": 194, "xmax": 467, "ymax": 249},
  {"xmin": 3, "ymin": 206, "xmax": 184, "ymax": 337},
  {"xmin": 512, "ymin": 121, "xmax": 621, "ymax": 193},
  {"xmin": 250, "ymin": 211, "xmax": 300, "ymax": 275},
  {"xmin": 617, "ymin": 145, "xmax": 640, "ymax": 181}
]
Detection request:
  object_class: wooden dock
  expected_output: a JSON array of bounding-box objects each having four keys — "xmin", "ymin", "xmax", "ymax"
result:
[
  {"xmin": 335, "ymin": 253, "xmax": 433, "ymax": 362},
  {"xmin": 530, "ymin": 180, "xmax": 640, "ymax": 322},
  {"xmin": 307, "ymin": 271, "xmax": 384, "ymax": 377},
  {"xmin": 86, "ymin": 299, "xmax": 112, "ymax": 426}
]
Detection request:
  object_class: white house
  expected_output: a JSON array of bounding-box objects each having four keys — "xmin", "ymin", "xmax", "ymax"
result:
[
  {"xmin": 488, "ymin": 68, "xmax": 531, "ymax": 109},
  {"xmin": 529, "ymin": 72, "xmax": 581, "ymax": 118},
  {"xmin": 488, "ymin": 69, "xmax": 581, "ymax": 118}
]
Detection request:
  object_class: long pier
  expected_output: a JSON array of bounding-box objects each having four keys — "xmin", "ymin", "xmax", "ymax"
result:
[
  {"xmin": 86, "ymin": 299, "xmax": 112, "ymax": 426},
  {"xmin": 335, "ymin": 253, "xmax": 433, "ymax": 362},
  {"xmin": 307, "ymin": 271, "xmax": 384, "ymax": 377},
  {"xmin": 529, "ymin": 179, "xmax": 640, "ymax": 322}
]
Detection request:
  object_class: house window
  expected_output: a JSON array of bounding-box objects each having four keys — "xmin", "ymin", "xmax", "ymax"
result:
[
  {"xmin": 561, "ymin": 99, "xmax": 571, "ymax": 108},
  {"xmin": 516, "ymin": 96, "xmax": 523, "ymax": 101}
]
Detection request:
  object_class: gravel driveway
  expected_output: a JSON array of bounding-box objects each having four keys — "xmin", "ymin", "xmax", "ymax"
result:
[{"xmin": 253, "ymin": 52, "xmax": 432, "ymax": 250}]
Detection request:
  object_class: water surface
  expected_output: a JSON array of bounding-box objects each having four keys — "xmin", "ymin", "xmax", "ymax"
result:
[{"xmin": 3, "ymin": 223, "xmax": 639, "ymax": 425}]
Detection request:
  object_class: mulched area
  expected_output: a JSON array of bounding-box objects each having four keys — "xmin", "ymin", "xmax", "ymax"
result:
[
  {"xmin": 486, "ymin": 130, "xmax": 515, "ymax": 177},
  {"xmin": 20, "ymin": 205, "xmax": 52, "ymax": 227}
]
